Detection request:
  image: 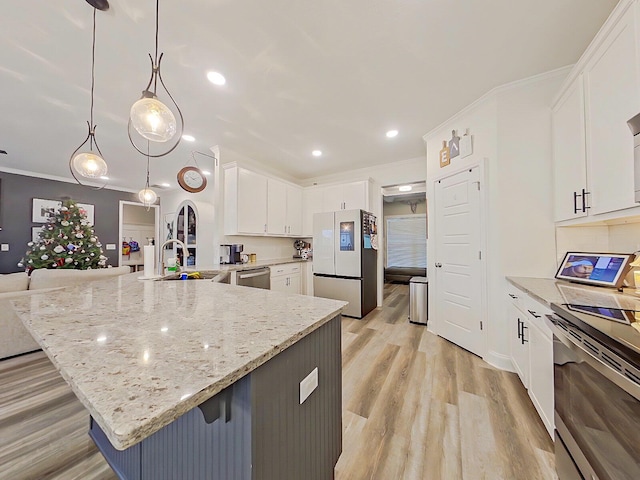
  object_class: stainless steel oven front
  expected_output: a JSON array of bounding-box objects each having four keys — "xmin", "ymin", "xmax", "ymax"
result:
[{"xmin": 548, "ymin": 312, "xmax": 640, "ymax": 480}]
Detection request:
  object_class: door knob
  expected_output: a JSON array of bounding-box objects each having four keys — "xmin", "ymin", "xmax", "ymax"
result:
[{"xmin": 435, "ymin": 263, "xmax": 442, "ymax": 268}]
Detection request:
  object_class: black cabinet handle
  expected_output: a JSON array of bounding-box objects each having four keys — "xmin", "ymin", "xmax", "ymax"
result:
[
  {"xmin": 508, "ymin": 293, "xmax": 518, "ymax": 299},
  {"xmin": 582, "ymin": 188, "xmax": 591, "ymax": 212},
  {"xmin": 573, "ymin": 191, "xmax": 579, "ymax": 214},
  {"xmin": 527, "ymin": 309, "xmax": 541, "ymax": 319},
  {"xmin": 517, "ymin": 318, "xmax": 522, "ymax": 339},
  {"xmin": 521, "ymin": 325, "xmax": 528, "ymax": 344}
]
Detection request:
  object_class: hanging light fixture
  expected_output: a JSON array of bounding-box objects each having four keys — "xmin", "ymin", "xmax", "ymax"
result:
[
  {"xmin": 69, "ymin": 6, "xmax": 109, "ymax": 188},
  {"xmin": 128, "ymin": 0, "xmax": 184, "ymax": 157},
  {"xmin": 138, "ymin": 142, "xmax": 158, "ymax": 208}
]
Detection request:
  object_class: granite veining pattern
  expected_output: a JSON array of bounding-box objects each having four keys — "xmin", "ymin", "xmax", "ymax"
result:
[{"xmin": 11, "ymin": 273, "xmax": 346, "ymax": 451}]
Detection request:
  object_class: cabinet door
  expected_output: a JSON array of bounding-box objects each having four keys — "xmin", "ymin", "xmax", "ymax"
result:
[
  {"xmin": 288, "ymin": 273, "xmax": 302, "ymax": 294},
  {"xmin": 267, "ymin": 179, "xmax": 287, "ymax": 235},
  {"xmin": 528, "ymin": 318, "xmax": 554, "ymax": 438},
  {"xmin": 552, "ymin": 75, "xmax": 588, "ymax": 221},
  {"xmin": 302, "ymin": 187, "xmax": 324, "ymax": 236},
  {"xmin": 584, "ymin": 5, "xmax": 640, "ymax": 215},
  {"xmin": 323, "ymin": 184, "xmax": 345, "ymax": 212},
  {"xmin": 238, "ymin": 168, "xmax": 267, "ymax": 234},
  {"xmin": 270, "ymin": 275, "xmax": 289, "ymax": 293},
  {"xmin": 342, "ymin": 181, "xmax": 368, "ymax": 211},
  {"xmin": 509, "ymin": 302, "xmax": 529, "ymax": 388},
  {"xmin": 286, "ymin": 185, "xmax": 303, "ymax": 236}
]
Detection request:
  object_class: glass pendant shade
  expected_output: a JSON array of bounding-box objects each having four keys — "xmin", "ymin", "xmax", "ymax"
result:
[
  {"xmin": 130, "ymin": 96, "xmax": 176, "ymax": 143},
  {"xmin": 138, "ymin": 187, "xmax": 158, "ymax": 205},
  {"xmin": 72, "ymin": 151, "xmax": 108, "ymax": 178}
]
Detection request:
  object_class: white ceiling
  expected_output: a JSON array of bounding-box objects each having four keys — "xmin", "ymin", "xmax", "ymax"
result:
[{"xmin": 0, "ymin": 0, "xmax": 618, "ymax": 191}]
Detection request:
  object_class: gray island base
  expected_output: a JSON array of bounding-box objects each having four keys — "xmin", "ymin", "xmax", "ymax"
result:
[{"xmin": 90, "ymin": 315, "xmax": 342, "ymax": 480}]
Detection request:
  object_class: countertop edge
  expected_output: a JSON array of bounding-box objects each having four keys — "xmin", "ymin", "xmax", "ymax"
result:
[{"xmin": 506, "ymin": 276, "xmax": 556, "ymax": 307}]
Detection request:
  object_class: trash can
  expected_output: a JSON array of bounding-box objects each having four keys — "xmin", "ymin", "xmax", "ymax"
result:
[{"xmin": 409, "ymin": 276, "xmax": 428, "ymax": 325}]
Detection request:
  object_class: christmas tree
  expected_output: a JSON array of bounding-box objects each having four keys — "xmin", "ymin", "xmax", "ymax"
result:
[{"xmin": 19, "ymin": 199, "xmax": 108, "ymax": 273}]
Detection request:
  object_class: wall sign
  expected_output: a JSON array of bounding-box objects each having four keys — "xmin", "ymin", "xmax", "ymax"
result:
[
  {"xmin": 448, "ymin": 130, "xmax": 460, "ymax": 159},
  {"xmin": 460, "ymin": 130, "xmax": 473, "ymax": 158},
  {"xmin": 439, "ymin": 141, "xmax": 450, "ymax": 168}
]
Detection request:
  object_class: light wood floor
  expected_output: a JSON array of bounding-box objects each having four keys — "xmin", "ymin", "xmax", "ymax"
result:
[{"xmin": 0, "ymin": 283, "xmax": 556, "ymax": 479}]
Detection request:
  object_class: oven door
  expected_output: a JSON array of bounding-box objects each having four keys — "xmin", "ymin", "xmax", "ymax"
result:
[{"xmin": 550, "ymin": 316, "xmax": 640, "ymax": 480}]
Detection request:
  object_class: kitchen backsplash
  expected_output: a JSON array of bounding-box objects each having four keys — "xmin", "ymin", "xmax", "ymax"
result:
[
  {"xmin": 224, "ymin": 235, "xmax": 312, "ymax": 261},
  {"xmin": 556, "ymin": 220, "xmax": 640, "ymax": 265}
]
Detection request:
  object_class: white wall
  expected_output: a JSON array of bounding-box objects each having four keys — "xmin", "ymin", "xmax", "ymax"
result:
[{"xmin": 424, "ymin": 67, "xmax": 568, "ymax": 369}]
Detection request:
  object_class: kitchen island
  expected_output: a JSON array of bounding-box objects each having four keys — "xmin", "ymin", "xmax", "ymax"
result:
[{"xmin": 11, "ymin": 273, "xmax": 346, "ymax": 480}]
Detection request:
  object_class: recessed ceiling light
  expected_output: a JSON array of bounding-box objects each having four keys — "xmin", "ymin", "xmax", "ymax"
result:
[
  {"xmin": 161, "ymin": 326, "xmax": 168, "ymax": 332},
  {"xmin": 399, "ymin": 185, "xmax": 412, "ymax": 192},
  {"xmin": 207, "ymin": 71, "xmax": 226, "ymax": 86},
  {"xmin": 386, "ymin": 130, "xmax": 399, "ymax": 138},
  {"xmin": 202, "ymin": 170, "xmax": 211, "ymax": 176},
  {"xmin": 100, "ymin": 176, "xmax": 109, "ymax": 180},
  {"xmin": 161, "ymin": 182, "xmax": 171, "ymax": 188},
  {"xmin": 182, "ymin": 134, "xmax": 195, "ymax": 142},
  {"xmin": 312, "ymin": 150, "xmax": 322, "ymax": 157}
]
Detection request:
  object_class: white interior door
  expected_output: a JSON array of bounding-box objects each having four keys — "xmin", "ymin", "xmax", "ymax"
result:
[{"xmin": 433, "ymin": 167, "xmax": 484, "ymax": 357}]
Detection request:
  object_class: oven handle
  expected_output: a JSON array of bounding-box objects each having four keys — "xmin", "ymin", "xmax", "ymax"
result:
[{"xmin": 546, "ymin": 315, "xmax": 640, "ymax": 402}]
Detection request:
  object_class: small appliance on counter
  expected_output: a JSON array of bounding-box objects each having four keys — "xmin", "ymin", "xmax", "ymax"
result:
[
  {"xmin": 231, "ymin": 244, "xmax": 244, "ymax": 264},
  {"xmin": 293, "ymin": 239, "xmax": 312, "ymax": 259},
  {"xmin": 220, "ymin": 244, "xmax": 232, "ymax": 264}
]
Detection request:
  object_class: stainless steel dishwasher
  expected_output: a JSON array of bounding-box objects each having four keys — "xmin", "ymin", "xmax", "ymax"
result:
[{"xmin": 235, "ymin": 267, "xmax": 271, "ymax": 289}]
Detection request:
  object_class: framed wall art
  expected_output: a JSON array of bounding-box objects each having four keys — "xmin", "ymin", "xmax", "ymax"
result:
[
  {"xmin": 32, "ymin": 198, "xmax": 61, "ymax": 223},
  {"xmin": 77, "ymin": 203, "xmax": 95, "ymax": 226}
]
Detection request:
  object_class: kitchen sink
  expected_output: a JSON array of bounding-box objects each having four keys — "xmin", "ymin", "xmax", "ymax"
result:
[{"xmin": 159, "ymin": 271, "xmax": 230, "ymax": 283}]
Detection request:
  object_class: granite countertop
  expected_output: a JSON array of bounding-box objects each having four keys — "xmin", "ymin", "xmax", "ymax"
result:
[
  {"xmin": 12, "ymin": 272, "xmax": 345, "ymax": 451},
  {"xmin": 507, "ymin": 276, "xmax": 640, "ymax": 311}
]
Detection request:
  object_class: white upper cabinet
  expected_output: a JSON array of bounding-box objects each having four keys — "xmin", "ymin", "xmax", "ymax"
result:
[
  {"xmin": 286, "ymin": 185, "xmax": 303, "ymax": 236},
  {"xmin": 267, "ymin": 179, "xmax": 288, "ymax": 235},
  {"xmin": 302, "ymin": 188, "xmax": 324, "ymax": 237},
  {"xmin": 224, "ymin": 164, "xmax": 303, "ymax": 237},
  {"xmin": 322, "ymin": 181, "xmax": 369, "ymax": 212},
  {"xmin": 341, "ymin": 181, "xmax": 368, "ymax": 210},
  {"xmin": 552, "ymin": 75, "xmax": 588, "ymax": 221},
  {"xmin": 584, "ymin": 3, "xmax": 640, "ymax": 215},
  {"xmin": 322, "ymin": 184, "xmax": 345, "ymax": 212},
  {"xmin": 225, "ymin": 166, "xmax": 268, "ymax": 235},
  {"xmin": 552, "ymin": 1, "xmax": 640, "ymax": 223},
  {"xmin": 301, "ymin": 180, "xmax": 371, "ymax": 237}
]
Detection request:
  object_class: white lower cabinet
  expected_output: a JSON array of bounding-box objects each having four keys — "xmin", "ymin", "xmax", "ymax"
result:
[
  {"xmin": 270, "ymin": 263, "xmax": 301, "ymax": 294},
  {"xmin": 507, "ymin": 285, "xmax": 554, "ymax": 438},
  {"xmin": 509, "ymin": 300, "xmax": 530, "ymax": 388},
  {"xmin": 527, "ymin": 316, "xmax": 554, "ymax": 438}
]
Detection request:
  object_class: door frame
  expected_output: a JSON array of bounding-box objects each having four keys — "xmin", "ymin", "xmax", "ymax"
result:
[
  {"xmin": 427, "ymin": 160, "xmax": 488, "ymax": 359},
  {"xmin": 118, "ymin": 201, "xmax": 161, "ymax": 268}
]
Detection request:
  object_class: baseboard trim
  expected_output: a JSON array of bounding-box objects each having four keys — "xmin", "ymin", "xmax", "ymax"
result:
[{"xmin": 484, "ymin": 350, "xmax": 515, "ymax": 372}]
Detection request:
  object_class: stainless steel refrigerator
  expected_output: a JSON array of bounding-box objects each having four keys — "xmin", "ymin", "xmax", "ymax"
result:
[{"xmin": 313, "ymin": 209, "xmax": 377, "ymax": 318}]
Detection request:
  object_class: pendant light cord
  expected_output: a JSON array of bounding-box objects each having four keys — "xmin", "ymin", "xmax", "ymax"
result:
[
  {"xmin": 89, "ymin": 8, "xmax": 97, "ymax": 146},
  {"xmin": 146, "ymin": 140, "xmax": 151, "ymax": 188},
  {"xmin": 154, "ymin": 0, "xmax": 159, "ymax": 64},
  {"xmin": 153, "ymin": 0, "xmax": 159, "ymax": 92}
]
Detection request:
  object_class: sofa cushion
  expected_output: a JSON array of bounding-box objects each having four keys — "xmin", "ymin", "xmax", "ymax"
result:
[
  {"xmin": 0, "ymin": 272, "xmax": 30, "ymax": 293},
  {"xmin": 29, "ymin": 266, "xmax": 132, "ymax": 290}
]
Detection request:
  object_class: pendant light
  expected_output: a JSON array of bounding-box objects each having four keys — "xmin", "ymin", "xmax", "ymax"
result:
[
  {"xmin": 128, "ymin": 0, "xmax": 184, "ymax": 158},
  {"xmin": 138, "ymin": 142, "xmax": 158, "ymax": 209},
  {"xmin": 69, "ymin": 7, "xmax": 108, "ymax": 188}
]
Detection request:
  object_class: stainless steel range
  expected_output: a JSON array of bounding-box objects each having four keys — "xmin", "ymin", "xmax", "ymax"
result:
[{"xmin": 547, "ymin": 302, "xmax": 640, "ymax": 480}]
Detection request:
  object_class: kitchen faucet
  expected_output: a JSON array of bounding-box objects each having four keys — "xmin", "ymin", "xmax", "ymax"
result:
[{"xmin": 159, "ymin": 239, "xmax": 189, "ymax": 275}]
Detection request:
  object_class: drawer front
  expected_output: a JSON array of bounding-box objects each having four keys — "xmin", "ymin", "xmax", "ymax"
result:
[{"xmin": 271, "ymin": 263, "xmax": 301, "ymax": 277}]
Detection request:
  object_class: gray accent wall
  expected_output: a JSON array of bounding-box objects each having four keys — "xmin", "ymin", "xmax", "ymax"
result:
[{"xmin": 0, "ymin": 171, "xmax": 140, "ymax": 273}]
